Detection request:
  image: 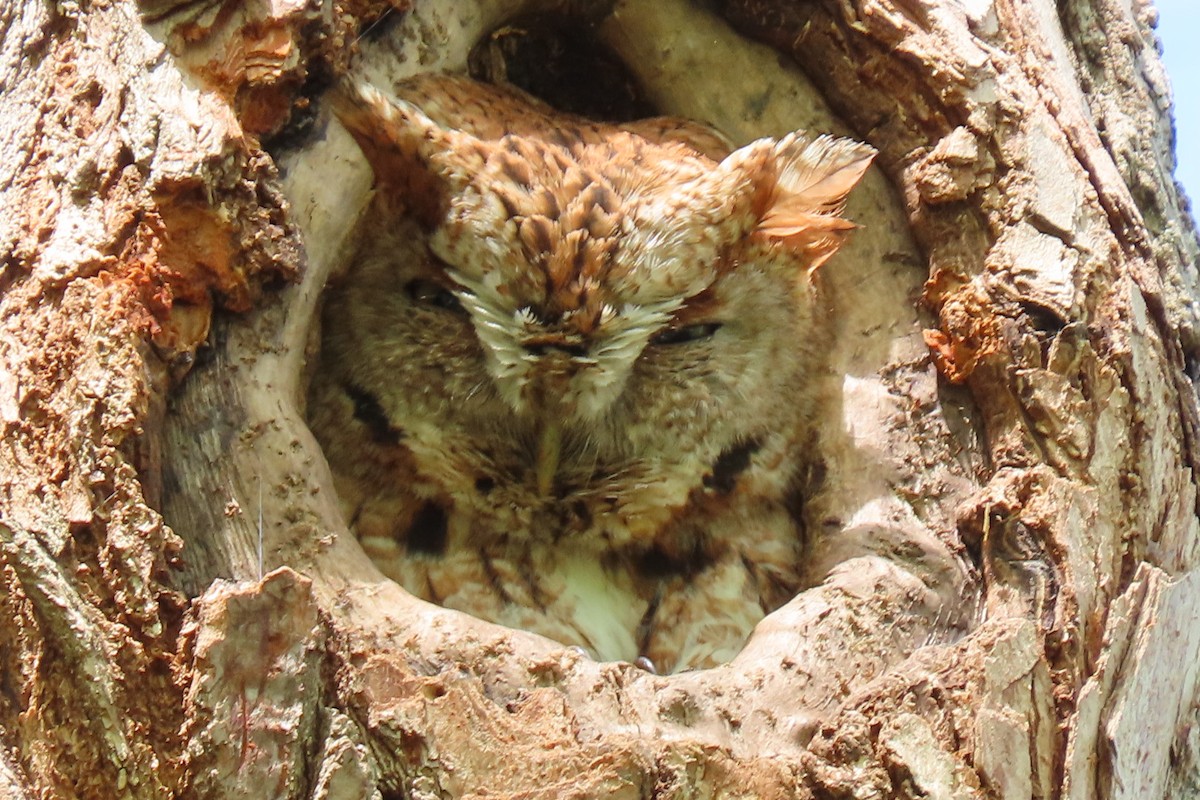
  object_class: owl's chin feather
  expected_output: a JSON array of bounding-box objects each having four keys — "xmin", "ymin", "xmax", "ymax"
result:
[{"xmin": 534, "ymin": 421, "xmax": 561, "ymax": 497}]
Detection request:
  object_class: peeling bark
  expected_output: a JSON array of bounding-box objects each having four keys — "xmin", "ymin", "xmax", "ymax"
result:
[{"xmin": 1, "ymin": 0, "xmax": 1197, "ymax": 798}]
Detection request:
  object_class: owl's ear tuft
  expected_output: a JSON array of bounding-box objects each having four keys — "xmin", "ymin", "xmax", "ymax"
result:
[
  {"xmin": 755, "ymin": 134, "xmax": 876, "ymax": 271},
  {"xmin": 330, "ymin": 80, "xmax": 481, "ymax": 226}
]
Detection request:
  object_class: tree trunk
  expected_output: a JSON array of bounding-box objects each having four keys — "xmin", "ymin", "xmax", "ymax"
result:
[{"xmin": 1, "ymin": 0, "xmax": 1197, "ymax": 797}]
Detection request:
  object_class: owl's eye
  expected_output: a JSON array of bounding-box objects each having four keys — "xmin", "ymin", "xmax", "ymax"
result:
[
  {"xmin": 650, "ymin": 322, "xmax": 723, "ymax": 346},
  {"xmin": 406, "ymin": 278, "xmax": 465, "ymax": 314}
]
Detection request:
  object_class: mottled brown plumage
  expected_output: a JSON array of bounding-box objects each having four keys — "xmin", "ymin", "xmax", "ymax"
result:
[{"xmin": 307, "ymin": 74, "xmax": 873, "ymax": 672}]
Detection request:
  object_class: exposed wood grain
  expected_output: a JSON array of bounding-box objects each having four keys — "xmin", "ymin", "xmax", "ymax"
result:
[{"xmin": 0, "ymin": 0, "xmax": 1196, "ymax": 796}]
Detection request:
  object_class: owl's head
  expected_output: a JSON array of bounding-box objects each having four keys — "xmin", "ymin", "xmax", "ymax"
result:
[{"xmin": 327, "ymin": 77, "xmax": 873, "ymax": 497}]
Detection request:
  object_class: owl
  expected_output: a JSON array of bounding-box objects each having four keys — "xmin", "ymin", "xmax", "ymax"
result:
[{"xmin": 306, "ymin": 74, "xmax": 874, "ymax": 673}]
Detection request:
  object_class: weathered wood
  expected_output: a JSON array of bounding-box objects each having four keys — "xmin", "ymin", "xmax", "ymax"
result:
[{"xmin": 0, "ymin": 0, "xmax": 1196, "ymax": 797}]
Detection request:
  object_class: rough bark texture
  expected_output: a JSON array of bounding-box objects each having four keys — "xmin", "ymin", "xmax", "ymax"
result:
[{"xmin": 0, "ymin": 0, "xmax": 1196, "ymax": 798}]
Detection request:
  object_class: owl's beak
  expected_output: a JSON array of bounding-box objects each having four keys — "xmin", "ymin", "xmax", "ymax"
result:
[{"xmin": 535, "ymin": 421, "xmax": 562, "ymax": 496}]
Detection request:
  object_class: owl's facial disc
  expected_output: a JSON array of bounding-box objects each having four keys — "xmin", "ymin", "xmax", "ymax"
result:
[
  {"xmin": 445, "ymin": 262, "xmax": 712, "ymax": 492},
  {"xmin": 516, "ymin": 311, "xmax": 722, "ymax": 496},
  {"xmin": 447, "ymin": 258, "xmax": 685, "ymax": 420}
]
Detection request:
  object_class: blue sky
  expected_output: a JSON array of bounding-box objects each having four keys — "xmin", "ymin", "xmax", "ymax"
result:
[{"xmin": 1157, "ymin": 0, "xmax": 1198, "ymax": 205}]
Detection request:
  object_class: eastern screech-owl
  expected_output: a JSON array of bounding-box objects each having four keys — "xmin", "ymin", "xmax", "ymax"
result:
[{"xmin": 307, "ymin": 74, "xmax": 874, "ymax": 673}]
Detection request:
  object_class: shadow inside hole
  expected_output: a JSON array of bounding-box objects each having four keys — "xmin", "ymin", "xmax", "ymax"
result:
[{"xmin": 468, "ymin": 11, "xmax": 656, "ymax": 122}]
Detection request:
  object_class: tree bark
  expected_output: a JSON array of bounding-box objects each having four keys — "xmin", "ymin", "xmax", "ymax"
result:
[{"xmin": 1, "ymin": 0, "xmax": 1197, "ymax": 798}]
